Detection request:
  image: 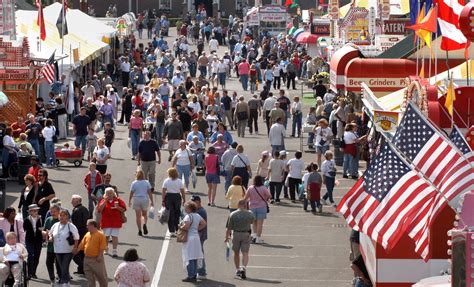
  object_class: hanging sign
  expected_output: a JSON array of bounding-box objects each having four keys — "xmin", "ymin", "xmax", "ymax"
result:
[{"xmin": 373, "ymin": 110, "xmax": 399, "ymax": 132}]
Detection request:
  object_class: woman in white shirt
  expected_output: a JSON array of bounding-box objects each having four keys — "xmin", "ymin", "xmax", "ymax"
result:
[
  {"xmin": 162, "ymin": 167, "xmax": 186, "ymax": 235},
  {"xmin": 231, "ymin": 145, "xmax": 252, "ymax": 188},
  {"xmin": 342, "ymin": 123, "xmax": 366, "ymax": 179},
  {"xmin": 313, "ymin": 119, "xmax": 333, "ymax": 167},
  {"xmin": 256, "ymin": 151, "xmax": 270, "ymax": 178},
  {"xmin": 2, "ymin": 128, "xmax": 16, "ymax": 176},
  {"xmin": 267, "ymin": 151, "xmax": 286, "ymax": 203},
  {"xmin": 286, "ymin": 151, "xmax": 305, "ymax": 202},
  {"xmin": 49, "ymin": 209, "xmax": 79, "ymax": 285},
  {"xmin": 41, "ymin": 119, "xmax": 56, "ymax": 168},
  {"xmin": 291, "ymin": 96, "xmax": 303, "ymax": 137},
  {"xmin": 93, "ymin": 138, "xmax": 110, "ymax": 175},
  {"xmin": 172, "ymin": 140, "xmax": 194, "ymax": 190},
  {"xmin": 272, "ymin": 63, "xmax": 281, "ymax": 90}
]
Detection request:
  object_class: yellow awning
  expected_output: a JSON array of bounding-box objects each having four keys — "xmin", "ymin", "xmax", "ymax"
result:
[{"xmin": 340, "ymin": 0, "xmax": 410, "ymax": 18}]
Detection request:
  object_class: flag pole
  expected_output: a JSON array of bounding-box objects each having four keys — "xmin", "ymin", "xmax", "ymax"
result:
[
  {"xmin": 61, "ymin": 0, "xmax": 65, "ymax": 76},
  {"xmin": 450, "ymin": 71, "xmax": 454, "ymax": 129}
]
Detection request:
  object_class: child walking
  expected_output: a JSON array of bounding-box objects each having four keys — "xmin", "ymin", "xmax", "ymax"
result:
[
  {"xmin": 321, "ymin": 151, "xmax": 337, "ymax": 207},
  {"xmin": 85, "ymin": 128, "xmax": 97, "ymax": 162},
  {"xmin": 104, "ymin": 122, "xmax": 115, "ymax": 157}
]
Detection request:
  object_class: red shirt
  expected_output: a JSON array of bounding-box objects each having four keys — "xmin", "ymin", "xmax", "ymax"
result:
[
  {"xmin": 28, "ymin": 166, "xmax": 41, "ymax": 182},
  {"xmin": 11, "ymin": 122, "xmax": 26, "ymax": 139},
  {"xmin": 97, "ymin": 197, "xmax": 126, "ymax": 228}
]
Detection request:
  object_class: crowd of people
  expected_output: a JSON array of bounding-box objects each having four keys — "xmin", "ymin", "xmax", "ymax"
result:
[{"xmin": 0, "ymin": 8, "xmax": 372, "ymax": 286}]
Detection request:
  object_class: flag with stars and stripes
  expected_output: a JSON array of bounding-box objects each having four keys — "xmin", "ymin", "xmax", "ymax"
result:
[
  {"xmin": 337, "ymin": 142, "xmax": 437, "ymax": 250},
  {"xmin": 40, "ymin": 51, "xmax": 55, "ymax": 84},
  {"xmin": 393, "ymin": 103, "xmax": 474, "ymax": 260},
  {"xmin": 450, "ymin": 125, "xmax": 474, "ymax": 162}
]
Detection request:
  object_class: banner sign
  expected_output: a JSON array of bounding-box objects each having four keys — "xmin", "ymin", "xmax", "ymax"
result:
[
  {"xmin": 346, "ymin": 77, "xmax": 408, "ymax": 89},
  {"xmin": 374, "ymin": 110, "xmax": 399, "ymax": 132}
]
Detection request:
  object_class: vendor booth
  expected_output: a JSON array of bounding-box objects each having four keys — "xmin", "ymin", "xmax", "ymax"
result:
[{"xmin": 244, "ymin": 5, "xmax": 290, "ymax": 37}]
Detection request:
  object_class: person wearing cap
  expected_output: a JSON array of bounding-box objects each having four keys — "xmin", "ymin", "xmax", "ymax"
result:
[
  {"xmin": 191, "ymin": 195, "xmax": 208, "ymax": 280},
  {"xmin": 257, "ymin": 151, "xmax": 270, "ymax": 178},
  {"xmin": 23, "ymin": 204, "xmax": 43, "ymax": 279},
  {"xmin": 27, "ymin": 156, "xmax": 41, "ymax": 182}
]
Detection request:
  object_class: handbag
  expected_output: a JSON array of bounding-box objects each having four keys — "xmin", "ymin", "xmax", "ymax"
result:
[
  {"xmin": 120, "ymin": 211, "xmax": 127, "ymax": 223},
  {"xmin": 66, "ymin": 224, "xmax": 75, "ymax": 246},
  {"xmin": 253, "ymin": 187, "xmax": 270, "ymax": 213},
  {"xmin": 176, "ymin": 214, "xmax": 193, "ymax": 243}
]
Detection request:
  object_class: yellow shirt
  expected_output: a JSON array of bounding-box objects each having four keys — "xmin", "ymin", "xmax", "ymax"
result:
[
  {"xmin": 79, "ymin": 230, "xmax": 107, "ymax": 257},
  {"xmin": 149, "ymin": 78, "xmax": 161, "ymax": 89},
  {"xmin": 225, "ymin": 185, "xmax": 246, "ymax": 209}
]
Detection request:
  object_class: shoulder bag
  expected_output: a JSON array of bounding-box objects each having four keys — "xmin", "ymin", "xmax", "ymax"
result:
[
  {"xmin": 253, "ymin": 187, "xmax": 270, "ymax": 213},
  {"xmin": 66, "ymin": 223, "xmax": 75, "ymax": 246},
  {"xmin": 176, "ymin": 214, "xmax": 193, "ymax": 243}
]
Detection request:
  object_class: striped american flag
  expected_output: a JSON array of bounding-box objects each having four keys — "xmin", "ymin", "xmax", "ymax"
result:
[
  {"xmin": 337, "ymin": 142, "xmax": 437, "ymax": 250},
  {"xmin": 393, "ymin": 104, "xmax": 474, "ymax": 260},
  {"xmin": 450, "ymin": 125, "xmax": 474, "ymax": 162},
  {"xmin": 438, "ymin": 0, "xmax": 467, "ymax": 51},
  {"xmin": 40, "ymin": 52, "xmax": 55, "ymax": 84}
]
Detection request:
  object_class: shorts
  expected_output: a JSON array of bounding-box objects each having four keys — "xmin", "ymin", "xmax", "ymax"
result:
[
  {"xmin": 132, "ymin": 197, "xmax": 150, "ymax": 210},
  {"xmin": 168, "ymin": 139, "xmax": 180, "ymax": 151},
  {"xmin": 102, "ymin": 228, "xmax": 120, "ymax": 237},
  {"xmin": 316, "ymin": 145, "xmax": 330, "ymax": 155},
  {"xmin": 251, "ymin": 206, "xmax": 268, "ymax": 220},
  {"xmin": 96, "ymin": 164, "xmax": 107, "ymax": 175},
  {"xmin": 232, "ymin": 231, "xmax": 251, "ymax": 253},
  {"xmin": 205, "ymin": 173, "xmax": 220, "ymax": 184}
]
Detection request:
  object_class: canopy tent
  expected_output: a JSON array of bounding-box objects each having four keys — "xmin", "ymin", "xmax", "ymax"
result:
[{"xmin": 16, "ymin": 7, "xmax": 109, "ymax": 69}]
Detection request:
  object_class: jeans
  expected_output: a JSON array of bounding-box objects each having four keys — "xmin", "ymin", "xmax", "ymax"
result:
[
  {"xmin": 29, "ymin": 138, "xmax": 40, "ymax": 157},
  {"xmin": 218, "ymin": 72, "xmax": 226, "ymax": 87},
  {"xmin": 269, "ymin": 182, "xmax": 283, "ymax": 200},
  {"xmin": 189, "ymin": 63, "xmax": 197, "ymax": 78},
  {"xmin": 287, "ymin": 72, "xmax": 296, "ymax": 89},
  {"xmin": 46, "ymin": 251, "xmax": 60, "ymax": 281},
  {"xmin": 130, "ymin": 129, "xmax": 141, "ymax": 157},
  {"xmin": 292, "ymin": 113, "xmax": 302, "ymax": 137},
  {"xmin": 56, "ymin": 252, "xmax": 73, "ymax": 284},
  {"xmin": 155, "ymin": 123, "xmax": 164, "ymax": 147},
  {"xmin": 197, "ymin": 246, "xmax": 206, "ymax": 276},
  {"xmin": 177, "ymin": 164, "xmax": 191, "ymax": 188},
  {"xmin": 308, "ymin": 132, "xmax": 315, "ymax": 147},
  {"xmin": 26, "ymin": 242, "xmax": 42, "ymax": 276},
  {"xmin": 186, "ymin": 259, "xmax": 198, "ymax": 278},
  {"xmin": 322, "ymin": 176, "xmax": 336, "ymax": 203},
  {"xmin": 343, "ymin": 153, "xmax": 358, "ymax": 176},
  {"xmin": 193, "ymin": 152, "xmax": 204, "ymax": 167},
  {"xmin": 355, "ymin": 277, "xmax": 372, "ymax": 287},
  {"xmin": 165, "ymin": 193, "xmax": 182, "ymax": 233},
  {"xmin": 250, "ymin": 81, "xmax": 257, "ymax": 93},
  {"xmin": 45, "ymin": 141, "xmax": 56, "ymax": 166},
  {"xmin": 271, "ymin": 145, "xmax": 285, "ymax": 157},
  {"xmin": 75, "ymin": 135, "xmax": 87, "ymax": 156},
  {"xmin": 237, "ymin": 119, "xmax": 248, "ymax": 137},
  {"xmin": 240, "ymin": 74, "xmax": 249, "ymax": 91},
  {"xmin": 273, "ymin": 76, "xmax": 281, "ymax": 89},
  {"xmin": 265, "ymin": 110, "xmax": 271, "ymax": 134},
  {"xmin": 304, "ymin": 198, "xmax": 320, "ymax": 211},
  {"xmin": 248, "ymin": 109, "xmax": 259, "ymax": 133},
  {"xmin": 162, "ymin": 95, "xmax": 170, "ymax": 112},
  {"xmin": 224, "ymin": 169, "xmax": 232, "ymax": 193},
  {"xmin": 199, "ymin": 66, "xmax": 207, "ymax": 77}
]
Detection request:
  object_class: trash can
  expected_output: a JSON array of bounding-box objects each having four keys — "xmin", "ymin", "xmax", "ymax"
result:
[
  {"xmin": 332, "ymin": 140, "xmax": 344, "ymax": 166},
  {"xmin": 0, "ymin": 179, "xmax": 6, "ymax": 212},
  {"xmin": 17, "ymin": 156, "xmax": 31, "ymax": 185}
]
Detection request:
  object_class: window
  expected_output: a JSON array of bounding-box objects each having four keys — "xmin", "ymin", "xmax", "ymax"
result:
[{"xmin": 159, "ymin": 0, "xmax": 171, "ymax": 10}]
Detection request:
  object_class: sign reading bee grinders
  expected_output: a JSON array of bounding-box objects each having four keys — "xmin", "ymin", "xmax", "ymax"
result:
[{"xmin": 373, "ymin": 110, "xmax": 399, "ymax": 133}]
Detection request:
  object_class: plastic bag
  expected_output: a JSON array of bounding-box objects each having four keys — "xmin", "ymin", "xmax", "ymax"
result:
[
  {"xmin": 127, "ymin": 138, "xmax": 131, "ymax": 149},
  {"xmin": 158, "ymin": 207, "xmax": 170, "ymax": 224},
  {"xmin": 148, "ymin": 206, "xmax": 155, "ymax": 220}
]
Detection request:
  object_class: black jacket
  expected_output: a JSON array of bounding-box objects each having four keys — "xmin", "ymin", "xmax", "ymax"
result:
[
  {"xmin": 18, "ymin": 185, "xmax": 37, "ymax": 211},
  {"xmin": 71, "ymin": 204, "xmax": 90, "ymax": 239},
  {"xmin": 23, "ymin": 216, "xmax": 43, "ymax": 245}
]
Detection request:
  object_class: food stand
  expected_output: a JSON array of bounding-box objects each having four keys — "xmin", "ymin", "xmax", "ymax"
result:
[{"xmin": 244, "ymin": 5, "xmax": 290, "ymax": 37}]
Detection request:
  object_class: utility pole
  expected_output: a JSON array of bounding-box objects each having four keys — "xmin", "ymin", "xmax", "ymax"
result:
[{"xmin": 128, "ymin": 0, "xmax": 132, "ymax": 13}]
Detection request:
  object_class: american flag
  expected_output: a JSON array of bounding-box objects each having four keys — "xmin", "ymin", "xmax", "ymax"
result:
[
  {"xmin": 336, "ymin": 142, "xmax": 437, "ymax": 250},
  {"xmin": 393, "ymin": 103, "xmax": 474, "ymax": 259},
  {"xmin": 40, "ymin": 52, "xmax": 56, "ymax": 84},
  {"xmin": 450, "ymin": 125, "xmax": 474, "ymax": 162}
]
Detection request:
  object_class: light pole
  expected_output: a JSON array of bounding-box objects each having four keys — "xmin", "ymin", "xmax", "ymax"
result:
[{"xmin": 128, "ymin": 0, "xmax": 132, "ymax": 13}]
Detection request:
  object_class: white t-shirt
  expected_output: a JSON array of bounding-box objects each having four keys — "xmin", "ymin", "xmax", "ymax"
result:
[
  {"xmin": 162, "ymin": 178, "xmax": 184, "ymax": 194},
  {"xmin": 321, "ymin": 159, "xmax": 336, "ymax": 178},
  {"xmin": 50, "ymin": 222, "xmax": 80, "ymax": 254},
  {"xmin": 131, "ymin": 180, "xmax": 151, "ymax": 198},
  {"xmin": 269, "ymin": 123, "xmax": 286, "ymax": 146},
  {"xmin": 209, "ymin": 39, "xmax": 219, "ymax": 51},
  {"xmin": 231, "ymin": 154, "xmax": 250, "ymax": 168},
  {"xmin": 93, "ymin": 146, "xmax": 109, "ymax": 162},
  {"xmin": 315, "ymin": 127, "xmax": 333, "ymax": 147},
  {"xmin": 302, "ymin": 172, "xmax": 310, "ymax": 187},
  {"xmin": 287, "ymin": 158, "xmax": 305, "ymax": 179},
  {"xmin": 174, "ymin": 148, "xmax": 192, "ymax": 166},
  {"xmin": 269, "ymin": 159, "xmax": 286, "ymax": 182},
  {"xmin": 343, "ymin": 132, "xmax": 358, "ymax": 144}
]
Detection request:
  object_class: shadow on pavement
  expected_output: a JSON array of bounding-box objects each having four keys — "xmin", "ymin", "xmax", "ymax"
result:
[
  {"xmin": 245, "ymin": 278, "xmax": 282, "ymax": 284},
  {"xmin": 197, "ymin": 279, "xmax": 237, "ymax": 286},
  {"xmin": 143, "ymin": 235, "xmax": 165, "ymax": 240},
  {"xmin": 49, "ymin": 178, "xmax": 71, "ymax": 184},
  {"xmin": 259, "ymin": 243, "xmax": 293, "ymax": 249}
]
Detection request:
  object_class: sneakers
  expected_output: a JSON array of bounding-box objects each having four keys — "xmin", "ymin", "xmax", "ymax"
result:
[
  {"xmin": 255, "ymin": 237, "xmax": 264, "ymax": 244},
  {"xmin": 196, "ymin": 274, "xmax": 207, "ymax": 280},
  {"xmin": 235, "ymin": 270, "xmax": 242, "ymax": 279},
  {"xmin": 112, "ymin": 249, "xmax": 118, "ymax": 258},
  {"xmin": 143, "ymin": 224, "xmax": 148, "ymax": 235},
  {"xmin": 240, "ymin": 268, "xmax": 247, "ymax": 279}
]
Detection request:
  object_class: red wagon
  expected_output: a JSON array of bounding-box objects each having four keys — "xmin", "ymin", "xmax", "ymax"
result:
[{"xmin": 54, "ymin": 149, "xmax": 83, "ymax": 167}]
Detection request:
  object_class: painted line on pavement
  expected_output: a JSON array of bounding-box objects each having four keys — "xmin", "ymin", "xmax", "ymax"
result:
[
  {"xmin": 247, "ymin": 265, "xmax": 345, "ymax": 270},
  {"xmin": 151, "ymin": 230, "xmax": 171, "ymax": 287},
  {"xmin": 250, "ymin": 254, "xmax": 335, "ymax": 258},
  {"xmin": 253, "ymin": 278, "xmax": 351, "ymax": 282}
]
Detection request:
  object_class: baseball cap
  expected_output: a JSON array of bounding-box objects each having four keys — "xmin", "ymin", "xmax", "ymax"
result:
[{"xmin": 191, "ymin": 195, "xmax": 201, "ymax": 202}]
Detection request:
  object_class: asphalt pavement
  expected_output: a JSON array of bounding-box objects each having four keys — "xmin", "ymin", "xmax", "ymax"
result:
[{"xmin": 2, "ymin": 28, "xmax": 358, "ymax": 286}]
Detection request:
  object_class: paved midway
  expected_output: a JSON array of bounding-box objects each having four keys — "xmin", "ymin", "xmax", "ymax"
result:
[{"xmin": 3, "ymin": 28, "xmax": 356, "ymax": 286}]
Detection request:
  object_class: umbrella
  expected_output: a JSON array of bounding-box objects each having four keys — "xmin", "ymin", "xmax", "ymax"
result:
[
  {"xmin": 296, "ymin": 32, "xmax": 318, "ymax": 44},
  {"xmin": 292, "ymin": 28, "xmax": 305, "ymax": 38},
  {"xmin": 288, "ymin": 26, "xmax": 297, "ymax": 35}
]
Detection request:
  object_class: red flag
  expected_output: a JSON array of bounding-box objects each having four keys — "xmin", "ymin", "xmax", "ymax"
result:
[
  {"xmin": 35, "ymin": 0, "xmax": 46, "ymax": 41},
  {"xmin": 438, "ymin": 0, "xmax": 467, "ymax": 51},
  {"xmin": 285, "ymin": 0, "xmax": 293, "ymax": 7}
]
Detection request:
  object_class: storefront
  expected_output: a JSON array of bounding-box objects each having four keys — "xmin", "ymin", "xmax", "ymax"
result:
[
  {"xmin": 245, "ymin": 5, "xmax": 290, "ymax": 37},
  {"xmin": 0, "ymin": 37, "xmax": 36, "ymax": 124}
]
